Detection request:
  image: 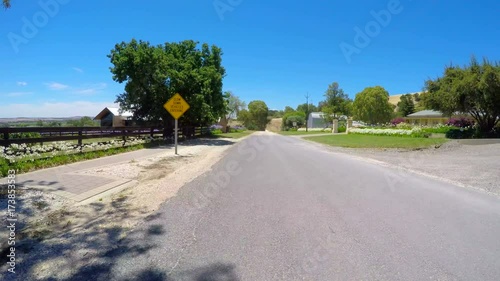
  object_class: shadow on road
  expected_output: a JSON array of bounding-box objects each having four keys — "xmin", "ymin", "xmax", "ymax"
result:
[{"xmin": 0, "ymin": 190, "xmax": 240, "ymax": 281}]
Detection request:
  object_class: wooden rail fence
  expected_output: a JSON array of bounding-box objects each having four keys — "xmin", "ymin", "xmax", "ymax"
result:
[{"xmin": 0, "ymin": 126, "xmax": 211, "ymax": 147}]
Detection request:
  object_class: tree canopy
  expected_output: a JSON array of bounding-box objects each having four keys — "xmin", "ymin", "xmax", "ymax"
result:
[
  {"xmin": 238, "ymin": 100, "xmax": 269, "ymax": 130},
  {"xmin": 397, "ymin": 94, "xmax": 415, "ymax": 117},
  {"xmin": 2, "ymin": 0, "xmax": 10, "ymax": 9},
  {"xmin": 224, "ymin": 91, "xmax": 246, "ymax": 120},
  {"xmin": 353, "ymin": 86, "xmax": 394, "ymax": 124},
  {"xmin": 321, "ymin": 82, "xmax": 352, "ymax": 122},
  {"xmin": 108, "ymin": 39, "xmax": 226, "ymax": 128},
  {"xmin": 296, "ymin": 103, "xmax": 318, "ymax": 114},
  {"xmin": 424, "ymin": 57, "xmax": 500, "ymax": 133}
]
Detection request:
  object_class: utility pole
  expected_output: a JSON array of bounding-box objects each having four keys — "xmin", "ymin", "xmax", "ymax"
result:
[{"xmin": 305, "ymin": 92, "xmax": 310, "ymax": 132}]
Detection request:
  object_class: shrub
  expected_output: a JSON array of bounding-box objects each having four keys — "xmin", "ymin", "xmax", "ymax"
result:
[
  {"xmin": 338, "ymin": 126, "xmax": 346, "ymax": 133},
  {"xmin": 390, "ymin": 117, "xmax": 405, "ymax": 126},
  {"xmin": 211, "ymin": 129, "xmax": 223, "ymax": 134},
  {"xmin": 421, "ymin": 124, "xmax": 455, "ymax": 134},
  {"xmin": 446, "ymin": 117, "xmax": 474, "ymax": 128},
  {"xmin": 445, "ymin": 128, "xmax": 475, "ymax": 139}
]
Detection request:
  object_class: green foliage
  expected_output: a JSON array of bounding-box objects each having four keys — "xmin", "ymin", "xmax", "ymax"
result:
[
  {"xmin": 9, "ymin": 132, "xmax": 42, "ymax": 139},
  {"xmin": 421, "ymin": 126, "xmax": 455, "ymax": 134},
  {"xmin": 445, "ymin": 128, "xmax": 475, "ymax": 139},
  {"xmin": 268, "ymin": 110, "xmax": 284, "ymax": 118},
  {"xmin": 224, "ymin": 91, "xmax": 246, "ymax": 120},
  {"xmin": 413, "ymin": 93, "xmax": 421, "ymax": 102},
  {"xmin": 425, "ymin": 57, "xmax": 500, "ymax": 133},
  {"xmin": 305, "ymin": 134, "xmax": 448, "ymax": 149},
  {"xmin": 109, "ymin": 39, "xmax": 226, "ymax": 127},
  {"xmin": 0, "ymin": 142, "xmax": 159, "ymax": 177},
  {"xmin": 285, "ymin": 115, "xmax": 306, "ymax": 128},
  {"xmin": 397, "ymin": 94, "xmax": 415, "ymax": 117},
  {"xmin": 352, "ymin": 86, "xmax": 394, "ymax": 125},
  {"xmin": 282, "ymin": 111, "xmax": 306, "ymax": 131},
  {"xmin": 321, "ymin": 82, "xmax": 352, "ymax": 122},
  {"xmin": 67, "ymin": 117, "xmax": 98, "ymax": 127},
  {"xmin": 296, "ymin": 103, "xmax": 318, "ymax": 114},
  {"xmin": 238, "ymin": 100, "xmax": 269, "ymax": 131}
]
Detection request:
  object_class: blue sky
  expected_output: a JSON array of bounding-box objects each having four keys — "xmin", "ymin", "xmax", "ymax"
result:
[{"xmin": 1, "ymin": 0, "xmax": 499, "ymax": 117}]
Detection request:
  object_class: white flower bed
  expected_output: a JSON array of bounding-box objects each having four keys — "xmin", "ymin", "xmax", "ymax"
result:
[
  {"xmin": 348, "ymin": 127, "xmax": 423, "ymax": 137},
  {"xmin": 0, "ymin": 137, "xmax": 149, "ymax": 163}
]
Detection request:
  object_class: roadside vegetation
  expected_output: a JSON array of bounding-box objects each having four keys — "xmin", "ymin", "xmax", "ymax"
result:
[
  {"xmin": 209, "ymin": 128, "xmax": 254, "ymax": 139},
  {"xmin": 0, "ymin": 138, "xmax": 165, "ymax": 177},
  {"xmin": 305, "ymin": 134, "xmax": 448, "ymax": 149},
  {"xmin": 278, "ymin": 130, "xmax": 332, "ymax": 136}
]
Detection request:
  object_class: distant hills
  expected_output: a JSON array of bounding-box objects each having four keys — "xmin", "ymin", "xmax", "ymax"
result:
[{"xmin": 0, "ymin": 116, "xmax": 86, "ymax": 124}]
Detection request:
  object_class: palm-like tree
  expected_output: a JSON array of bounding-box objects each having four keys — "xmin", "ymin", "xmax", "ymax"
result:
[{"xmin": 3, "ymin": 0, "xmax": 11, "ymax": 9}]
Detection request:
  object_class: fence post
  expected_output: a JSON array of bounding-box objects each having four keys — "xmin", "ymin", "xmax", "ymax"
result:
[
  {"xmin": 78, "ymin": 129, "xmax": 83, "ymax": 146},
  {"xmin": 122, "ymin": 129, "xmax": 126, "ymax": 146},
  {"xmin": 3, "ymin": 131, "xmax": 9, "ymax": 147}
]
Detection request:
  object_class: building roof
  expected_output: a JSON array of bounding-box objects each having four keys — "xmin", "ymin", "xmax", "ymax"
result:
[
  {"xmin": 94, "ymin": 107, "xmax": 134, "ymax": 120},
  {"xmin": 406, "ymin": 110, "xmax": 444, "ymax": 118},
  {"xmin": 308, "ymin": 112, "xmax": 347, "ymax": 119},
  {"xmin": 309, "ymin": 112, "xmax": 325, "ymax": 119}
]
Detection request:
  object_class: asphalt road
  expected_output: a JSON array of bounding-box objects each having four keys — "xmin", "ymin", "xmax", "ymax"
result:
[{"xmin": 97, "ymin": 133, "xmax": 500, "ymax": 280}]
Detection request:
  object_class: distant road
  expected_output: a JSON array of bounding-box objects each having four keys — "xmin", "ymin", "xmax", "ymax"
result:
[{"xmin": 88, "ymin": 132, "xmax": 500, "ymax": 280}]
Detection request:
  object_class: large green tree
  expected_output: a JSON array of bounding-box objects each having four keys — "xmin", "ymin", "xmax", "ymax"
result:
[
  {"xmin": 321, "ymin": 82, "xmax": 352, "ymax": 123},
  {"xmin": 397, "ymin": 94, "xmax": 415, "ymax": 117},
  {"xmin": 108, "ymin": 39, "xmax": 226, "ymax": 130},
  {"xmin": 239, "ymin": 100, "xmax": 269, "ymax": 130},
  {"xmin": 296, "ymin": 103, "xmax": 318, "ymax": 114},
  {"xmin": 353, "ymin": 86, "xmax": 394, "ymax": 124},
  {"xmin": 425, "ymin": 57, "xmax": 500, "ymax": 133}
]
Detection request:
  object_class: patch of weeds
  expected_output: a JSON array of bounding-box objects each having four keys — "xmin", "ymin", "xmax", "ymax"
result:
[
  {"xmin": 25, "ymin": 228, "xmax": 52, "ymax": 241},
  {"xmin": 46, "ymin": 207, "xmax": 70, "ymax": 226},
  {"xmin": 33, "ymin": 200, "xmax": 50, "ymax": 210}
]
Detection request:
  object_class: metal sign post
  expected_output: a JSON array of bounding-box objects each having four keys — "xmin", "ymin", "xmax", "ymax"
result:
[
  {"xmin": 164, "ymin": 93, "xmax": 190, "ymax": 155},
  {"xmin": 174, "ymin": 119, "xmax": 178, "ymax": 154}
]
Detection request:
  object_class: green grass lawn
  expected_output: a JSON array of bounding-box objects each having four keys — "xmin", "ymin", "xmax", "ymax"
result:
[
  {"xmin": 211, "ymin": 130, "xmax": 255, "ymax": 139},
  {"xmin": 278, "ymin": 130, "xmax": 332, "ymax": 136},
  {"xmin": 304, "ymin": 134, "xmax": 449, "ymax": 149}
]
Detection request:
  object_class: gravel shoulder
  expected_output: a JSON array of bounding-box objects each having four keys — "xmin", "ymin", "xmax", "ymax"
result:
[
  {"xmin": 0, "ymin": 137, "xmax": 242, "ymax": 280},
  {"xmin": 310, "ymin": 139, "xmax": 500, "ymax": 196}
]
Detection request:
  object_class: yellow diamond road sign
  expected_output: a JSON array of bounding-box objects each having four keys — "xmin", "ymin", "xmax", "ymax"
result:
[{"xmin": 164, "ymin": 93, "xmax": 190, "ymax": 120}]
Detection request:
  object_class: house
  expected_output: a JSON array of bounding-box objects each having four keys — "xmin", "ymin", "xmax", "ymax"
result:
[
  {"xmin": 94, "ymin": 107, "xmax": 134, "ymax": 127},
  {"xmin": 405, "ymin": 110, "xmax": 448, "ymax": 126}
]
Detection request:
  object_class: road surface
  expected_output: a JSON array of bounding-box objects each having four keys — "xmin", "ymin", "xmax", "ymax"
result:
[{"xmin": 84, "ymin": 133, "xmax": 500, "ymax": 280}]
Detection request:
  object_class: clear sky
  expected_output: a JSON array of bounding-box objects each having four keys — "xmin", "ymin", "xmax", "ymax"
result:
[{"xmin": 1, "ymin": 0, "xmax": 499, "ymax": 117}]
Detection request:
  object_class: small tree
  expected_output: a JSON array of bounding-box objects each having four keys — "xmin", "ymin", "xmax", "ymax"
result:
[
  {"xmin": 239, "ymin": 100, "xmax": 269, "ymax": 130},
  {"xmin": 353, "ymin": 86, "xmax": 394, "ymax": 125},
  {"xmin": 321, "ymin": 82, "xmax": 352, "ymax": 124},
  {"xmin": 397, "ymin": 94, "xmax": 415, "ymax": 117}
]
